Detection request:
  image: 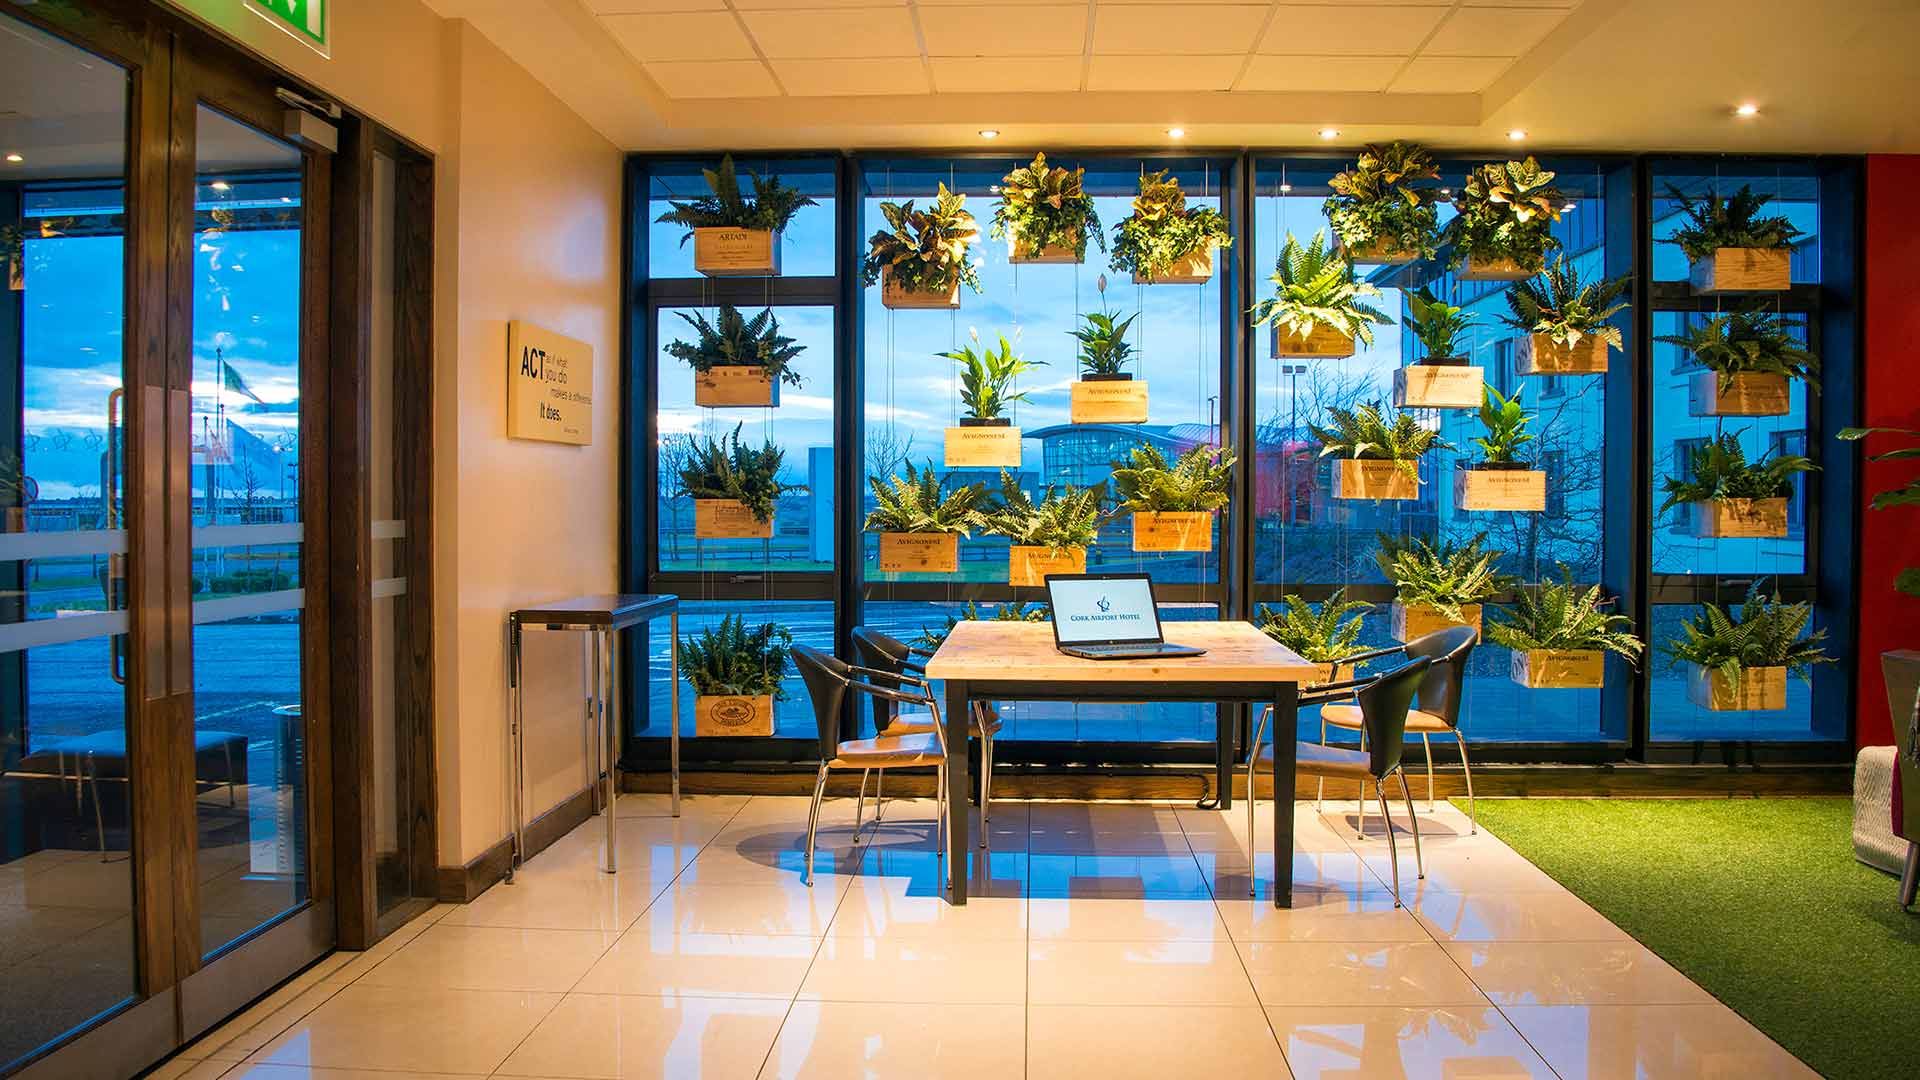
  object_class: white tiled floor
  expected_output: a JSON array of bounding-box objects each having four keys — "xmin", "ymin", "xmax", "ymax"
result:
[{"xmin": 153, "ymin": 793, "xmax": 1816, "ymax": 1079}]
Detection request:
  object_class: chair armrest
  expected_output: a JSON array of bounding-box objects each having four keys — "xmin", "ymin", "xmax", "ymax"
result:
[
  {"xmin": 845, "ymin": 664, "xmax": 929, "ymax": 688},
  {"xmin": 846, "ymin": 680, "xmax": 935, "ymax": 708},
  {"xmin": 908, "ymin": 645, "xmax": 937, "ymax": 659},
  {"xmin": 1343, "ymin": 644, "xmax": 1406, "ymax": 666}
]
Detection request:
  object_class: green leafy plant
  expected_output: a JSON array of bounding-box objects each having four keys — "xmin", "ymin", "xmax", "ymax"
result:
[
  {"xmin": 1249, "ymin": 230, "xmax": 1392, "ymax": 347},
  {"xmin": 1324, "ymin": 141, "xmax": 1443, "ymax": 260},
  {"xmin": 943, "ymin": 331, "xmax": 1044, "ymax": 422},
  {"xmin": 863, "ymin": 461, "xmax": 991, "ymax": 535},
  {"xmin": 1375, "ymin": 533, "xmax": 1518, "ymax": 622},
  {"xmin": 1663, "ymin": 582, "xmax": 1832, "ymax": 687},
  {"xmin": 664, "ymin": 305, "xmax": 806, "ymax": 387},
  {"xmin": 1109, "ymin": 169, "xmax": 1231, "ymax": 281},
  {"xmin": 1837, "ymin": 425, "xmax": 1920, "ymax": 596},
  {"xmin": 1501, "ymin": 256, "xmax": 1630, "ymax": 350},
  {"xmin": 1488, "ymin": 570, "xmax": 1644, "ymax": 662},
  {"xmin": 678, "ymin": 614, "xmax": 794, "ymax": 698},
  {"xmin": 861, "ymin": 182, "xmax": 982, "ymax": 295},
  {"xmin": 654, "ymin": 155, "xmax": 815, "ymax": 239},
  {"xmin": 1659, "ymin": 432, "xmax": 1816, "ymax": 511},
  {"xmin": 1443, "ymin": 157, "xmax": 1565, "ymax": 271},
  {"xmin": 677, "ymin": 425, "xmax": 795, "ymax": 523},
  {"xmin": 1110, "ymin": 443, "xmax": 1235, "ymax": 512},
  {"xmin": 983, "ymin": 470, "xmax": 1111, "ymax": 552},
  {"xmin": 1656, "ymin": 309, "xmax": 1819, "ymax": 391},
  {"xmin": 992, "ymin": 152, "xmax": 1103, "ymax": 258},
  {"xmin": 1472, "ymin": 385, "xmax": 1535, "ymax": 468},
  {"xmin": 914, "ymin": 600, "xmax": 1049, "ymax": 649},
  {"xmin": 1072, "ymin": 308, "xmax": 1138, "ymax": 378},
  {"xmin": 1666, "ymin": 183, "xmax": 1804, "ymax": 262},
  {"xmin": 1403, "ymin": 287, "xmax": 1473, "ymax": 361},
  {"xmin": 1310, "ymin": 403, "xmax": 1450, "ymax": 485},
  {"xmin": 1255, "ymin": 590, "xmax": 1374, "ymax": 665}
]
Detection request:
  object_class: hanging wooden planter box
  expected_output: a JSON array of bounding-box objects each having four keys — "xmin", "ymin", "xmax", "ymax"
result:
[
  {"xmin": 1687, "ymin": 371, "xmax": 1790, "ymax": 417},
  {"xmin": 1392, "ymin": 363, "xmax": 1484, "ymax": 410},
  {"xmin": 1342, "ymin": 237, "xmax": 1418, "ymax": 266},
  {"xmin": 1392, "ymin": 602, "xmax": 1482, "ymax": 643},
  {"xmin": 877, "ymin": 532, "xmax": 959, "ymax": 573},
  {"xmin": 694, "ymin": 499, "xmax": 773, "ymax": 539},
  {"xmin": 1070, "ymin": 377, "xmax": 1149, "ymax": 424},
  {"xmin": 1271, "ymin": 322, "xmax": 1356, "ymax": 359},
  {"xmin": 1455, "ymin": 468, "xmax": 1547, "ymax": 512},
  {"xmin": 1511, "ymin": 649, "xmax": 1605, "ymax": 689},
  {"xmin": 694, "ymin": 694, "xmax": 775, "ymax": 736},
  {"xmin": 1458, "ymin": 254, "xmax": 1538, "ymax": 281},
  {"xmin": 1689, "ymin": 498, "xmax": 1789, "ymax": 539},
  {"xmin": 1689, "ymin": 247, "xmax": 1791, "ymax": 294},
  {"xmin": 944, "ymin": 421, "xmax": 1022, "ymax": 468},
  {"xmin": 693, "ymin": 227, "xmax": 780, "ymax": 276},
  {"xmin": 693, "ymin": 366, "xmax": 779, "ymax": 408},
  {"xmin": 1133, "ymin": 247, "xmax": 1215, "ymax": 285},
  {"xmin": 1333, "ymin": 459, "xmax": 1417, "ymax": 501},
  {"xmin": 1010, "ymin": 238, "xmax": 1081, "ymax": 264},
  {"xmin": 1131, "ymin": 511, "xmax": 1214, "ymax": 553},
  {"xmin": 1517, "ymin": 333, "xmax": 1608, "ymax": 375},
  {"xmin": 1008, "ymin": 545, "xmax": 1087, "ymax": 586},
  {"xmin": 880, "ymin": 269, "xmax": 962, "ymax": 310},
  {"xmin": 1686, "ymin": 664, "xmax": 1786, "ymax": 712}
]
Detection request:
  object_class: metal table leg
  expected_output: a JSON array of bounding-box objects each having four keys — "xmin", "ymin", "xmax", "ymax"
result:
[
  {"xmin": 1271, "ymin": 681, "xmax": 1299, "ymax": 908},
  {"xmin": 604, "ymin": 626, "xmax": 620, "ymax": 873},
  {"xmin": 670, "ymin": 611, "xmax": 681, "ymax": 818},
  {"xmin": 1215, "ymin": 705, "xmax": 1235, "ymax": 810},
  {"xmin": 942, "ymin": 679, "xmax": 970, "ymax": 904},
  {"xmin": 507, "ymin": 622, "xmax": 524, "ymax": 882}
]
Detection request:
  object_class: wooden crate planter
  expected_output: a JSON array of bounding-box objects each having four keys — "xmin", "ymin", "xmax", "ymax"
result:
[
  {"xmin": 1070, "ymin": 377, "xmax": 1149, "ymax": 424},
  {"xmin": 1393, "ymin": 363, "xmax": 1484, "ymax": 410},
  {"xmin": 693, "ymin": 366, "xmax": 779, "ymax": 408},
  {"xmin": 1455, "ymin": 468, "xmax": 1547, "ymax": 512},
  {"xmin": 1008, "ymin": 545, "xmax": 1087, "ymax": 586},
  {"xmin": 694, "ymin": 694, "xmax": 774, "ymax": 736},
  {"xmin": 1342, "ymin": 237, "xmax": 1418, "ymax": 266},
  {"xmin": 1307, "ymin": 662, "xmax": 1354, "ymax": 687},
  {"xmin": 1687, "ymin": 371, "xmax": 1790, "ymax": 417},
  {"xmin": 1458, "ymin": 254, "xmax": 1538, "ymax": 282},
  {"xmin": 1130, "ymin": 511, "xmax": 1214, "ymax": 553},
  {"xmin": 1511, "ymin": 649, "xmax": 1605, "ymax": 689},
  {"xmin": 876, "ymin": 532, "xmax": 959, "ymax": 573},
  {"xmin": 1271, "ymin": 322, "xmax": 1356, "ymax": 359},
  {"xmin": 1517, "ymin": 333, "xmax": 1608, "ymax": 375},
  {"xmin": 944, "ymin": 421, "xmax": 1022, "ymax": 468},
  {"xmin": 1689, "ymin": 498, "xmax": 1789, "ymax": 539},
  {"xmin": 1333, "ymin": 459, "xmax": 1417, "ymax": 501},
  {"xmin": 694, "ymin": 499, "xmax": 773, "ymax": 539},
  {"xmin": 693, "ymin": 227, "xmax": 780, "ymax": 276},
  {"xmin": 1392, "ymin": 602, "xmax": 1482, "ymax": 643},
  {"xmin": 1132, "ymin": 247, "xmax": 1215, "ymax": 285},
  {"xmin": 1689, "ymin": 247, "xmax": 1791, "ymax": 294},
  {"xmin": 1686, "ymin": 664, "xmax": 1786, "ymax": 712},
  {"xmin": 880, "ymin": 270, "xmax": 962, "ymax": 310},
  {"xmin": 1010, "ymin": 239, "xmax": 1081, "ymax": 264}
]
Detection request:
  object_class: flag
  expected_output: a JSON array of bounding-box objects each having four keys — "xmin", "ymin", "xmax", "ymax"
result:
[{"xmin": 222, "ymin": 358, "xmax": 264, "ymax": 404}]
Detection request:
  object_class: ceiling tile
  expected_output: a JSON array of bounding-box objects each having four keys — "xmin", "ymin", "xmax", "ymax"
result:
[
  {"xmin": 1387, "ymin": 55, "xmax": 1513, "ymax": 92},
  {"xmin": 1086, "ymin": 54, "xmax": 1241, "ymax": 91},
  {"xmin": 643, "ymin": 59, "xmax": 780, "ymax": 98},
  {"xmin": 599, "ymin": 12, "xmax": 757, "ymax": 62},
  {"xmin": 585, "ymin": 0, "xmax": 723, "ymax": 12},
  {"xmin": 742, "ymin": 7, "xmax": 921, "ymax": 59},
  {"xmin": 1257, "ymin": 5, "xmax": 1444, "ymax": 56},
  {"xmin": 928, "ymin": 57, "xmax": 1083, "ymax": 93},
  {"xmin": 1238, "ymin": 55, "xmax": 1404, "ymax": 92},
  {"xmin": 1092, "ymin": 4, "xmax": 1271, "ymax": 55},
  {"xmin": 771, "ymin": 57, "xmax": 930, "ymax": 96},
  {"xmin": 1422, "ymin": 7, "xmax": 1569, "ymax": 56},
  {"xmin": 921, "ymin": 5, "xmax": 1088, "ymax": 57}
]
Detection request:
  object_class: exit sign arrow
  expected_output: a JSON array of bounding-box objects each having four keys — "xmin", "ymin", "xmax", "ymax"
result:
[{"xmin": 248, "ymin": 0, "xmax": 327, "ymax": 53}]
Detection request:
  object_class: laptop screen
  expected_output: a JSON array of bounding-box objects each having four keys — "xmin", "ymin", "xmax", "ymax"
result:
[{"xmin": 1046, "ymin": 575, "xmax": 1164, "ymax": 646}]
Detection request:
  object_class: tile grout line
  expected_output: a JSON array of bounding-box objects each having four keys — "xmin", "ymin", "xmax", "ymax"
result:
[{"xmin": 1174, "ymin": 796, "xmax": 1292, "ymax": 1071}]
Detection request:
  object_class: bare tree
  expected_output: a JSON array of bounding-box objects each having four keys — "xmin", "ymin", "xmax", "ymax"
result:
[
  {"xmin": 864, "ymin": 424, "xmax": 917, "ymax": 483},
  {"xmin": 656, "ymin": 433, "xmax": 693, "ymax": 562}
]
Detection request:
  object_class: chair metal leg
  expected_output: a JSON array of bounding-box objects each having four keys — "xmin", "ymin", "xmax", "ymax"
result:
[
  {"xmin": 935, "ymin": 765, "xmax": 947, "ymax": 868},
  {"xmin": 86, "ymin": 754, "xmax": 106, "ymax": 860},
  {"xmin": 854, "ymin": 769, "xmax": 870, "ymax": 844},
  {"xmin": 1397, "ymin": 768, "xmax": 1424, "ymax": 881},
  {"xmin": 875, "ymin": 769, "xmax": 885, "ymax": 822},
  {"xmin": 1421, "ymin": 733, "xmax": 1434, "ymax": 812},
  {"xmin": 223, "ymin": 742, "xmax": 236, "ymax": 809},
  {"xmin": 1355, "ymin": 727, "xmax": 1368, "ymax": 839},
  {"xmin": 803, "ymin": 763, "xmax": 828, "ymax": 887},
  {"xmin": 1901, "ymin": 842, "xmax": 1918, "ymax": 909},
  {"xmin": 1453, "ymin": 728, "xmax": 1476, "ymax": 834},
  {"xmin": 1316, "ymin": 713, "xmax": 1326, "ymax": 814},
  {"xmin": 978, "ymin": 724, "xmax": 992, "ymax": 844},
  {"xmin": 1248, "ymin": 705, "xmax": 1272, "ymax": 893},
  {"xmin": 1375, "ymin": 779, "xmax": 1401, "ymax": 908}
]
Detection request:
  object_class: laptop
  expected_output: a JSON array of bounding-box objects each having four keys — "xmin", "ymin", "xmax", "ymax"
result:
[{"xmin": 1044, "ymin": 573, "xmax": 1207, "ymax": 660}]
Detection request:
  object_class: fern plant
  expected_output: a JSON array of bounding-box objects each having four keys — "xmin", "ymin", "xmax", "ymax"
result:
[
  {"xmin": 1072, "ymin": 308, "xmax": 1137, "ymax": 378},
  {"xmin": 1472, "ymin": 385, "xmax": 1535, "ymax": 468},
  {"xmin": 1324, "ymin": 141, "xmax": 1443, "ymax": 260},
  {"xmin": 1375, "ymin": 533, "xmax": 1517, "ymax": 621},
  {"xmin": 1310, "ymin": 403, "xmax": 1449, "ymax": 485},
  {"xmin": 1656, "ymin": 309, "xmax": 1818, "ymax": 391},
  {"xmin": 1659, "ymin": 432, "xmax": 1816, "ymax": 510},
  {"xmin": 1837, "ymin": 425, "xmax": 1920, "ymax": 596},
  {"xmin": 1249, "ymin": 230, "xmax": 1392, "ymax": 347},
  {"xmin": 1443, "ymin": 157, "xmax": 1565, "ymax": 271},
  {"xmin": 943, "ymin": 331, "xmax": 1043, "ymax": 422},
  {"xmin": 1403, "ymin": 287, "xmax": 1473, "ymax": 361},
  {"xmin": 654, "ymin": 155, "xmax": 815, "ymax": 239},
  {"xmin": 1666, "ymin": 183, "xmax": 1804, "ymax": 262},
  {"xmin": 679, "ymin": 614, "xmax": 793, "ymax": 698},
  {"xmin": 1488, "ymin": 570, "xmax": 1644, "ymax": 661},
  {"xmin": 915, "ymin": 600, "xmax": 1050, "ymax": 649},
  {"xmin": 1663, "ymin": 583, "xmax": 1832, "ymax": 686},
  {"xmin": 1109, "ymin": 170, "xmax": 1231, "ymax": 281},
  {"xmin": 984, "ymin": 470, "xmax": 1111, "ymax": 552},
  {"xmin": 1501, "ymin": 256, "xmax": 1630, "ymax": 350},
  {"xmin": 864, "ymin": 461, "xmax": 990, "ymax": 534},
  {"xmin": 861, "ymin": 183, "xmax": 982, "ymax": 294},
  {"xmin": 665, "ymin": 305, "xmax": 806, "ymax": 386},
  {"xmin": 1110, "ymin": 444, "xmax": 1234, "ymax": 513},
  {"xmin": 678, "ymin": 426, "xmax": 794, "ymax": 523},
  {"xmin": 992, "ymin": 152, "xmax": 1103, "ymax": 258},
  {"xmin": 1255, "ymin": 590, "xmax": 1374, "ymax": 665}
]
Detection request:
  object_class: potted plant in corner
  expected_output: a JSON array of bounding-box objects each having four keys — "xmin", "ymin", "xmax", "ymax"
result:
[
  {"xmin": 942, "ymin": 330, "xmax": 1042, "ymax": 468},
  {"xmin": 1456, "ymin": 385, "xmax": 1546, "ymax": 512},
  {"xmin": 1667, "ymin": 183, "xmax": 1803, "ymax": 294},
  {"xmin": 1489, "ymin": 569, "xmax": 1644, "ymax": 688},
  {"xmin": 1111, "ymin": 443, "xmax": 1234, "ymax": 553},
  {"xmin": 862, "ymin": 182, "xmax": 982, "ymax": 310},
  {"xmin": 1109, "ymin": 169, "xmax": 1231, "ymax": 284},
  {"xmin": 1376, "ymin": 532, "xmax": 1516, "ymax": 642},
  {"xmin": 1658, "ymin": 309, "xmax": 1816, "ymax": 418},
  {"xmin": 679, "ymin": 614, "xmax": 792, "ymax": 736},
  {"xmin": 1312, "ymin": 403, "xmax": 1448, "ymax": 501},
  {"xmin": 1256, "ymin": 589, "xmax": 1376, "ymax": 685},
  {"xmin": 864, "ymin": 461, "xmax": 991, "ymax": 574},
  {"xmin": 984, "ymin": 470, "xmax": 1111, "ymax": 586},
  {"xmin": 679, "ymin": 425, "xmax": 793, "ymax": 539},
  {"xmin": 1659, "ymin": 432, "xmax": 1816, "ymax": 539},
  {"xmin": 1443, "ymin": 157, "xmax": 1565, "ymax": 280},
  {"xmin": 1324, "ymin": 141, "xmax": 1443, "ymax": 265},
  {"xmin": 1665, "ymin": 582, "xmax": 1832, "ymax": 711},
  {"xmin": 1069, "ymin": 292, "xmax": 1145, "ymax": 424},
  {"xmin": 655, "ymin": 155, "xmax": 815, "ymax": 277},
  {"xmin": 1393, "ymin": 287, "xmax": 1483, "ymax": 409},
  {"xmin": 666, "ymin": 305, "xmax": 806, "ymax": 408},
  {"xmin": 992, "ymin": 152, "xmax": 1103, "ymax": 264},
  {"xmin": 1251, "ymin": 230, "xmax": 1392, "ymax": 359},
  {"xmin": 1503, "ymin": 256, "xmax": 1629, "ymax": 375}
]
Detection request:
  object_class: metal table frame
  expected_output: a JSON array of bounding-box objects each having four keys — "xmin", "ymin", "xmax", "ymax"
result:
[{"xmin": 507, "ymin": 594, "xmax": 678, "ymax": 878}]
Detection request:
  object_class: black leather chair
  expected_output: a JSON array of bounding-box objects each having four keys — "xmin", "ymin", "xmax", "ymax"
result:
[{"xmin": 852, "ymin": 627, "xmax": 1002, "ymax": 844}]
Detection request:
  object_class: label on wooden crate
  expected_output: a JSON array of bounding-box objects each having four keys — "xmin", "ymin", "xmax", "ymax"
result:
[
  {"xmin": 1455, "ymin": 469, "xmax": 1547, "ymax": 512},
  {"xmin": 1517, "ymin": 333, "xmax": 1608, "ymax": 375},
  {"xmin": 1334, "ymin": 459, "xmax": 1417, "ymax": 501},
  {"xmin": 1459, "ymin": 255, "xmax": 1536, "ymax": 281},
  {"xmin": 1393, "ymin": 364, "xmax": 1484, "ymax": 409},
  {"xmin": 1070, "ymin": 379, "xmax": 1149, "ymax": 423},
  {"xmin": 1009, "ymin": 545, "xmax": 1087, "ymax": 586},
  {"xmin": 694, "ymin": 365, "xmax": 778, "ymax": 408},
  {"xmin": 1512, "ymin": 649, "xmax": 1605, "ymax": 689},
  {"xmin": 880, "ymin": 271, "xmax": 962, "ymax": 310},
  {"xmin": 1271, "ymin": 322, "xmax": 1355, "ymax": 359},
  {"xmin": 877, "ymin": 532, "xmax": 959, "ymax": 573},
  {"xmin": 1690, "ymin": 498, "xmax": 1788, "ymax": 539},
  {"xmin": 1341, "ymin": 238, "xmax": 1418, "ymax": 265},
  {"xmin": 1691, "ymin": 247, "xmax": 1791, "ymax": 294},
  {"xmin": 1009, "ymin": 240, "xmax": 1081, "ymax": 264},
  {"xmin": 1392, "ymin": 602, "xmax": 1480, "ymax": 643},
  {"xmin": 1686, "ymin": 665, "xmax": 1786, "ymax": 711},
  {"xmin": 1132, "ymin": 248, "xmax": 1215, "ymax": 284},
  {"xmin": 693, "ymin": 228, "xmax": 780, "ymax": 276},
  {"xmin": 1687, "ymin": 371, "xmax": 1790, "ymax": 417},
  {"xmin": 695, "ymin": 695, "xmax": 774, "ymax": 736},
  {"xmin": 695, "ymin": 499, "xmax": 773, "ymax": 539},
  {"xmin": 1131, "ymin": 511, "xmax": 1214, "ymax": 552},
  {"xmin": 945, "ymin": 424, "xmax": 1022, "ymax": 467}
]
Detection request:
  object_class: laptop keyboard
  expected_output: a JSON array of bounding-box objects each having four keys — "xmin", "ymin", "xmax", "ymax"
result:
[{"xmin": 1071, "ymin": 643, "xmax": 1154, "ymax": 655}]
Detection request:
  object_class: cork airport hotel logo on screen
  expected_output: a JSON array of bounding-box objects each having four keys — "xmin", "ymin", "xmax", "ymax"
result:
[{"xmin": 1069, "ymin": 595, "xmax": 1144, "ymax": 624}]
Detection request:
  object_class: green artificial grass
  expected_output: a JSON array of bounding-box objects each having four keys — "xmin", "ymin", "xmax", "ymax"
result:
[{"xmin": 1471, "ymin": 798, "xmax": 1919, "ymax": 1080}]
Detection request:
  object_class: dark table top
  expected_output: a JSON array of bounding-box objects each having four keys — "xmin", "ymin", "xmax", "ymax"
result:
[{"xmin": 510, "ymin": 593, "xmax": 678, "ymax": 631}]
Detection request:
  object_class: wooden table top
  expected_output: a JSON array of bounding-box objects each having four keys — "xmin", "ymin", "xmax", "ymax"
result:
[{"xmin": 923, "ymin": 620, "xmax": 1320, "ymax": 684}]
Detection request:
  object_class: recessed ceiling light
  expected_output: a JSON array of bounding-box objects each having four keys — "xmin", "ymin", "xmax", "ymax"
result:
[
  {"xmin": 1317, "ymin": 128, "xmax": 1340, "ymax": 140},
  {"xmin": 1506, "ymin": 129, "xmax": 1527, "ymax": 141},
  {"xmin": 1439, "ymin": 187, "xmax": 1452, "ymax": 195},
  {"xmin": 210, "ymin": 180, "xmax": 231, "ymax": 191},
  {"xmin": 3, "ymin": 153, "xmax": 21, "ymax": 163},
  {"xmin": 1166, "ymin": 127, "xmax": 1185, "ymax": 139},
  {"xmin": 1278, "ymin": 183, "xmax": 1294, "ymax": 194},
  {"xmin": 1562, "ymin": 201, "xmax": 1576, "ymax": 212},
  {"xmin": 978, "ymin": 129, "xmax": 999, "ymax": 139},
  {"xmin": 1735, "ymin": 103, "xmax": 1760, "ymax": 117}
]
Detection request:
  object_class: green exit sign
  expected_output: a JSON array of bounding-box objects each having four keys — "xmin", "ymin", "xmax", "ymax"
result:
[{"xmin": 248, "ymin": 0, "xmax": 327, "ymax": 52}]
